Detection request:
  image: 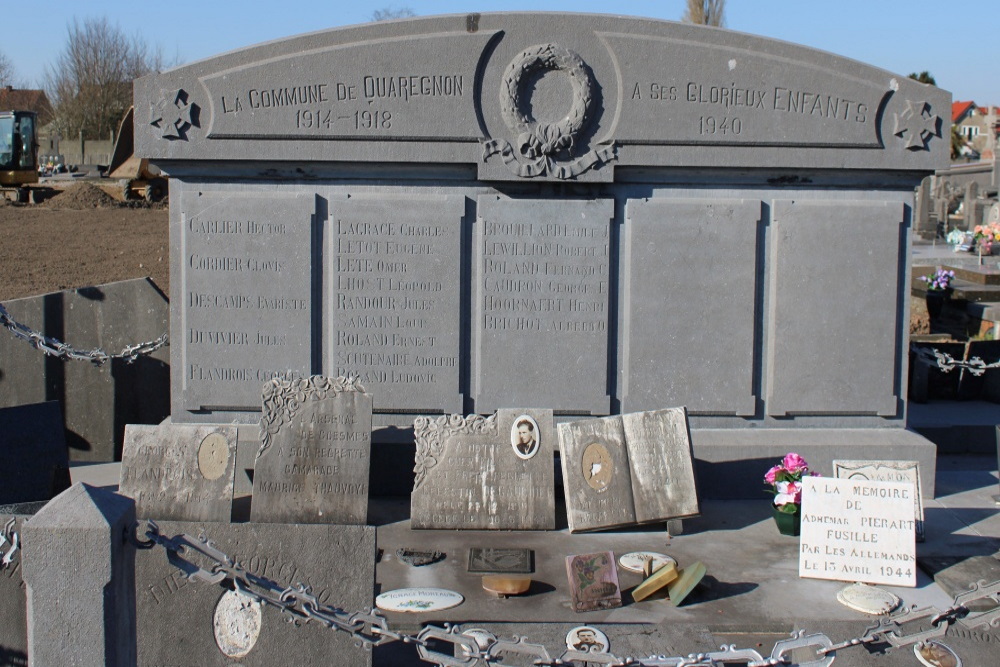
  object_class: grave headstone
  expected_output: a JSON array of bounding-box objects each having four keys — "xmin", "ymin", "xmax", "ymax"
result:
[
  {"xmin": 135, "ymin": 520, "xmax": 375, "ymax": 666},
  {"xmin": 799, "ymin": 476, "xmax": 916, "ymax": 587},
  {"xmin": 0, "ymin": 278, "xmax": 169, "ymax": 462},
  {"xmin": 250, "ymin": 376, "xmax": 372, "ymax": 524},
  {"xmin": 833, "ymin": 459, "xmax": 924, "ymax": 541},
  {"xmin": 119, "ymin": 423, "xmax": 237, "ymax": 521},
  {"xmin": 410, "ymin": 409, "xmax": 555, "ymax": 530},
  {"xmin": 0, "ymin": 401, "xmax": 68, "ymax": 503},
  {"xmin": 558, "ymin": 408, "xmax": 698, "ymax": 532},
  {"xmin": 21, "ymin": 483, "xmax": 137, "ymax": 666}
]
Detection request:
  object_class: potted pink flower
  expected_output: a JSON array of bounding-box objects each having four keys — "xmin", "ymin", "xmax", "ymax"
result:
[{"xmin": 763, "ymin": 453, "xmax": 820, "ymax": 536}]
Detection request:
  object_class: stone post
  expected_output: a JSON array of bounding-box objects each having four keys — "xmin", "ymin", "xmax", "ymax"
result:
[{"xmin": 21, "ymin": 483, "xmax": 136, "ymax": 667}]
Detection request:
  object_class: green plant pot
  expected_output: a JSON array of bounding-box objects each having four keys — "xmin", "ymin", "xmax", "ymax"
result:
[{"xmin": 771, "ymin": 506, "xmax": 801, "ymax": 536}]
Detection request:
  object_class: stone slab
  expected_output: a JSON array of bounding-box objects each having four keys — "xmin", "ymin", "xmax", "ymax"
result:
[
  {"xmin": 251, "ymin": 376, "xmax": 372, "ymax": 524},
  {"xmin": 119, "ymin": 423, "xmax": 236, "ymax": 521},
  {"xmin": 558, "ymin": 408, "xmax": 699, "ymax": 532},
  {"xmin": 833, "ymin": 459, "xmax": 925, "ymax": 541},
  {"xmin": 135, "ymin": 520, "xmax": 375, "ymax": 667},
  {"xmin": 0, "ymin": 401, "xmax": 68, "ymax": 503},
  {"xmin": 0, "ymin": 278, "xmax": 169, "ymax": 462},
  {"xmin": 410, "ymin": 409, "xmax": 555, "ymax": 530}
]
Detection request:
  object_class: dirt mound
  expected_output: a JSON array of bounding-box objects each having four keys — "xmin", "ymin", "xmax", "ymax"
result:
[{"xmin": 43, "ymin": 182, "xmax": 118, "ymax": 209}]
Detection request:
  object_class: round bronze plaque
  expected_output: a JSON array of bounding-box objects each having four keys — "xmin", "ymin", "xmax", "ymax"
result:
[
  {"xmin": 581, "ymin": 443, "xmax": 612, "ymax": 491},
  {"xmin": 198, "ymin": 432, "xmax": 229, "ymax": 481}
]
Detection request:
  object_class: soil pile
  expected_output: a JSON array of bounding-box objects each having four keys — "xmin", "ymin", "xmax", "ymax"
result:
[{"xmin": 44, "ymin": 182, "xmax": 118, "ymax": 209}]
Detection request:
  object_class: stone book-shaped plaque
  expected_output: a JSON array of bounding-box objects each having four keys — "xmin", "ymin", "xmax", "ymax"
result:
[
  {"xmin": 833, "ymin": 459, "xmax": 925, "ymax": 541},
  {"xmin": 119, "ymin": 423, "xmax": 236, "ymax": 522},
  {"xmin": 558, "ymin": 408, "xmax": 699, "ymax": 532},
  {"xmin": 565, "ymin": 551, "xmax": 622, "ymax": 613},
  {"xmin": 250, "ymin": 376, "xmax": 372, "ymax": 524},
  {"xmin": 410, "ymin": 409, "xmax": 555, "ymax": 530}
]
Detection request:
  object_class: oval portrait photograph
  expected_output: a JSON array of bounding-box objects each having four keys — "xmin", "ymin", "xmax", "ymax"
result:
[{"xmin": 510, "ymin": 415, "xmax": 540, "ymax": 459}]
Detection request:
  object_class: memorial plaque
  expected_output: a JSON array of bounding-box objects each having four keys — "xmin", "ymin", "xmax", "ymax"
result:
[
  {"xmin": 135, "ymin": 521, "xmax": 375, "ymax": 667},
  {"xmin": 328, "ymin": 194, "xmax": 464, "ymax": 412},
  {"xmin": 250, "ymin": 376, "xmax": 372, "ymax": 524},
  {"xmin": 565, "ymin": 551, "xmax": 622, "ymax": 613},
  {"xmin": 799, "ymin": 476, "xmax": 916, "ymax": 587},
  {"xmin": 558, "ymin": 408, "xmax": 699, "ymax": 532},
  {"xmin": 410, "ymin": 409, "xmax": 555, "ymax": 530},
  {"xmin": 0, "ymin": 402, "xmax": 68, "ymax": 504},
  {"xmin": 119, "ymin": 423, "xmax": 237, "ymax": 521},
  {"xmin": 476, "ymin": 198, "xmax": 613, "ymax": 414},
  {"xmin": 833, "ymin": 460, "xmax": 924, "ymax": 541},
  {"xmin": 468, "ymin": 548, "xmax": 534, "ymax": 574},
  {"xmin": 175, "ymin": 192, "xmax": 315, "ymax": 413}
]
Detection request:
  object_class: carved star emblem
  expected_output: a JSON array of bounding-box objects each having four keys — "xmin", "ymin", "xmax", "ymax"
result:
[
  {"xmin": 150, "ymin": 88, "xmax": 195, "ymax": 140},
  {"xmin": 893, "ymin": 100, "xmax": 940, "ymax": 151}
]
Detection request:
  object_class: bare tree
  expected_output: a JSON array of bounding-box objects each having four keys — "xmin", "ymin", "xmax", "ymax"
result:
[
  {"xmin": 683, "ymin": 0, "xmax": 726, "ymax": 27},
  {"xmin": 372, "ymin": 7, "xmax": 415, "ymax": 21},
  {"xmin": 43, "ymin": 17, "xmax": 164, "ymax": 141},
  {"xmin": 0, "ymin": 50, "xmax": 16, "ymax": 87}
]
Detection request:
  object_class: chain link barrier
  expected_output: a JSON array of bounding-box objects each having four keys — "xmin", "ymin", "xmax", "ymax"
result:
[
  {"xmin": 137, "ymin": 521, "xmax": 1000, "ymax": 667},
  {"xmin": 0, "ymin": 302, "xmax": 168, "ymax": 366},
  {"xmin": 0, "ymin": 519, "xmax": 19, "ymax": 570},
  {"xmin": 911, "ymin": 344, "xmax": 1000, "ymax": 377}
]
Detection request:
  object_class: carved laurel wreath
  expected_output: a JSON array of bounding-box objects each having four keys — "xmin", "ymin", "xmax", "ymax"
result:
[
  {"xmin": 412, "ymin": 414, "xmax": 497, "ymax": 490},
  {"xmin": 499, "ymin": 43, "xmax": 594, "ymax": 159},
  {"xmin": 257, "ymin": 374, "xmax": 367, "ymax": 460}
]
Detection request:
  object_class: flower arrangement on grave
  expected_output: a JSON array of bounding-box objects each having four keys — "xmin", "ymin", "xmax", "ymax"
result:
[
  {"xmin": 946, "ymin": 228, "xmax": 973, "ymax": 251},
  {"xmin": 974, "ymin": 223, "xmax": 1000, "ymax": 256},
  {"xmin": 763, "ymin": 452, "xmax": 820, "ymax": 515},
  {"xmin": 918, "ymin": 268, "xmax": 955, "ymax": 292}
]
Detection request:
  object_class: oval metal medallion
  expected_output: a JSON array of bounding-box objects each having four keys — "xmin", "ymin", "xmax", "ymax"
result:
[
  {"xmin": 198, "ymin": 432, "xmax": 229, "ymax": 481},
  {"xmin": 213, "ymin": 589, "xmax": 262, "ymax": 658},
  {"xmin": 836, "ymin": 582, "xmax": 900, "ymax": 615},
  {"xmin": 618, "ymin": 552, "xmax": 677, "ymax": 574},
  {"xmin": 566, "ymin": 626, "xmax": 610, "ymax": 653},
  {"xmin": 375, "ymin": 587, "xmax": 464, "ymax": 612},
  {"xmin": 581, "ymin": 443, "xmax": 612, "ymax": 491},
  {"xmin": 913, "ymin": 640, "xmax": 961, "ymax": 667}
]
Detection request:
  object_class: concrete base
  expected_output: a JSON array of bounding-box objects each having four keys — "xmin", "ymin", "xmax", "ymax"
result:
[{"xmin": 691, "ymin": 428, "xmax": 938, "ymax": 499}]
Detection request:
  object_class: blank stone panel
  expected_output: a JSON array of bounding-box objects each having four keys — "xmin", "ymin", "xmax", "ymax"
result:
[
  {"xmin": 476, "ymin": 198, "xmax": 613, "ymax": 414},
  {"xmin": 178, "ymin": 193, "xmax": 314, "ymax": 412},
  {"xmin": 766, "ymin": 200, "xmax": 903, "ymax": 416},
  {"xmin": 623, "ymin": 198, "xmax": 760, "ymax": 415},
  {"xmin": 327, "ymin": 195, "xmax": 464, "ymax": 412}
]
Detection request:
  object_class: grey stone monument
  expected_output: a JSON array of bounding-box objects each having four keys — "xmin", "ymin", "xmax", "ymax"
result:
[
  {"xmin": 134, "ymin": 13, "xmax": 949, "ymax": 497},
  {"xmin": 135, "ymin": 521, "xmax": 375, "ymax": 667},
  {"xmin": 410, "ymin": 409, "xmax": 555, "ymax": 529},
  {"xmin": 21, "ymin": 483, "xmax": 136, "ymax": 666},
  {"xmin": 250, "ymin": 376, "xmax": 372, "ymax": 524},
  {"xmin": 0, "ymin": 278, "xmax": 169, "ymax": 463},
  {"xmin": 0, "ymin": 401, "xmax": 68, "ymax": 504},
  {"xmin": 119, "ymin": 423, "xmax": 237, "ymax": 521},
  {"xmin": 558, "ymin": 408, "xmax": 699, "ymax": 532}
]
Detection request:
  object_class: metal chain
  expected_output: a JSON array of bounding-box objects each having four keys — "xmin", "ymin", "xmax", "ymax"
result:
[
  {"xmin": 0, "ymin": 519, "xmax": 19, "ymax": 570},
  {"xmin": 911, "ymin": 344, "xmax": 1000, "ymax": 377},
  {"xmin": 0, "ymin": 302, "xmax": 168, "ymax": 366},
  {"xmin": 139, "ymin": 521, "xmax": 1000, "ymax": 667}
]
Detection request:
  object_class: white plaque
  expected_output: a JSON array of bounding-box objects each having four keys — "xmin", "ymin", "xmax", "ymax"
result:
[
  {"xmin": 375, "ymin": 588, "xmax": 464, "ymax": 612},
  {"xmin": 618, "ymin": 552, "xmax": 676, "ymax": 574},
  {"xmin": 833, "ymin": 459, "xmax": 924, "ymax": 541},
  {"xmin": 799, "ymin": 477, "xmax": 916, "ymax": 587}
]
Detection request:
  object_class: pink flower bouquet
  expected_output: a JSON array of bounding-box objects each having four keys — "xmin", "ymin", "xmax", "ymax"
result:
[{"xmin": 764, "ymin": 452, "xmax": 820, "ymax": 514}]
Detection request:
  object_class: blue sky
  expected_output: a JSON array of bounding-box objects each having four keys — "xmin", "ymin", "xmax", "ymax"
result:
[{"xmin": 4, "ymin": 1, "xmax": 994, "ymax": 104}]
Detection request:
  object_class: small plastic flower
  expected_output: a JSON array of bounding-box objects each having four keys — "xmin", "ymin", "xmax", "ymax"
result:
[
  {"xmin": 782, "ymin": 452, "xmax": 808, "ymax": 474},
  {"xmin": 764, "ymin": 464, "xmax": 783, "ymax": 485},
  {"xmin": 774, "ymin": 480, "xmax": 802, "ymax": 506}
]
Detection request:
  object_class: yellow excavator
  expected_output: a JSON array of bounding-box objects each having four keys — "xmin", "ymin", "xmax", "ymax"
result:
[
  {"xmin": 108, "ymin": 106, "xmax": 168, "ymax": 202},
  {"xmin": 0, "ymin": 110, "xmax": 39, "ymax": 203}
]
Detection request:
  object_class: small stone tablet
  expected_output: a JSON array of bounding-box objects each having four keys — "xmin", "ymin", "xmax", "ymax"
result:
[
  {"xmin": 566, "ymin": 626, "xmax": 610, "ymax": 653},
  {"xmin": 631, "ymin": 561, "xmax": 679, "ymax": 602},
  {"xmin": 618, "ymin": 552, "xmax": 676, "ymax": 574},
  {"xmin": 468, "ymin": 547, "xmax": 534, "ymax": 573},
  {"xmin": 666, "ymin": 561, "xmax": 707, "ymax": 607},
  {"xmin": 566, "ymin": 551, "xmax": 622, "ymax": 613},
  {"xmin": 913, "ymin": 640, "xmax": 961, "ymax": 667},
  {"xmin": 836, "ymin": 582, "xmax": 900, "ymax": 615},
  {"xmin": 375, "ymin": 588, "xmax": 464, "ymax": 613}
]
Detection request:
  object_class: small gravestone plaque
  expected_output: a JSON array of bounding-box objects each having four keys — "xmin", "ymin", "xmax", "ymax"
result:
[
  {"xmin": 410, "ymin": 409, "xmax": 555, "ymax": 530},
  {"xmin": 468, "ymin": 548, "xmax": 534, "ymax": 574},
  {"xmin": 799, "ymin": 476, "xmax": 916, "ymax": 587},
  {"xmin": 251, "ymin": 376, "xmax": 372, "ymax": 524},
  {"xmin": 833, "ymin": 459, "xmax": 925, "ymax": 541},
  {"xmin": 557, "ymin": 408, "xmax": 698, "ymax": 532},
  {"xmin": 565, "ymin": 551, "xmax": 621, "ymax": 613},
  {"xmin": 0, "ymin": 402, "xmax": 68, "ymax": 504},
  {"xmin": 119, "ymin": 424, "xmax": 237, "ymax": 521}
]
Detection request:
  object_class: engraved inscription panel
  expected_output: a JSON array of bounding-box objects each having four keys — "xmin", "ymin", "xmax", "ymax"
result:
[
  {"xmin": 476, "ymin": 198, "xmax": 613, "ymax": 413},
  {"xmin": 410, "ymin": 409, "xmax": 555, "ymax": 530},
  {"xmin": 766, "ymin": 200, "xmax": 903, "ymax": 416},
  {"xmin": 623, "ymin": 198, "xmax": 759, "ymax": 414},
  {"xmin": 329, "ymin": 195, "xmax": 463, "ymax": 412},
  {"xmin": 178, "ymin": 193, "xmax": 314, "ymax": 411}
]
